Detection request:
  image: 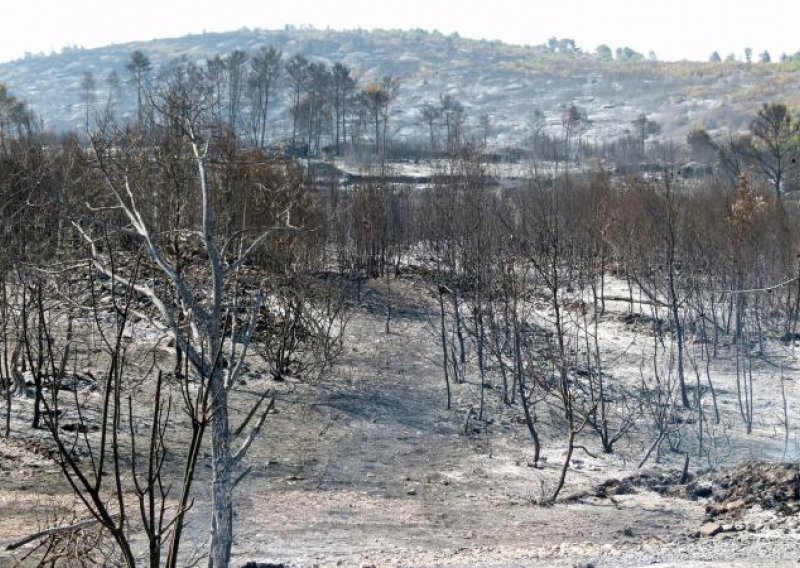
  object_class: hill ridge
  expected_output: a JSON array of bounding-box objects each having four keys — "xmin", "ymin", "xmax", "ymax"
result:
[{"xmin": 2, "ymin": 27, "xmax": 800, "ymax": 144}]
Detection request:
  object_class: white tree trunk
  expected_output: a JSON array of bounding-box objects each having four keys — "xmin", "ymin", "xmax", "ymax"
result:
[{"xmin": 209, "ymin": 373, "xmax": 233, "ymax": 568}]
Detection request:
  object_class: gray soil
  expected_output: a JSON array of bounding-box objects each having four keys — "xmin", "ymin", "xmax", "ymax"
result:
[{"xmin": 3, "ymin": 278, "xmax": 800, "ymax": 567}]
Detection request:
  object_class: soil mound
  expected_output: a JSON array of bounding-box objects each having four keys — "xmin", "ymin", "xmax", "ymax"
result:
[{"xmin": 705, "ymin": 461, "xmax": 800, "ymax": 520}]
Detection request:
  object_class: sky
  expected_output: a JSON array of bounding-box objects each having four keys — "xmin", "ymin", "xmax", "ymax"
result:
[{"xmin": 1, "ymin": 0, "xmax": 799, "ymax": 64}]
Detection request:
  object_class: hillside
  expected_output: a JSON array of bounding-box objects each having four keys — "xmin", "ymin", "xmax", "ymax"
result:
[
  {"xmin": 3, "ymin": 28, "xmax": 800, "ymax": 145},
  {"xmin": 5, "ymin": 36, "xmax": 800, "ymax": 563},
  {"xmin": 4, "ymin": 276, "xmax": 800, "ymax": 566}
]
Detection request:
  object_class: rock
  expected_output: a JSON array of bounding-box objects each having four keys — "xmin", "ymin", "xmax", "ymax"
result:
[
  {"xmin": 691, "ymin": 481, "xmax": 714, "ymax": 499},
  {"xmin": 407, "ymin": 488, "xmax": 417, "ymax": 496},
  {"xmin": 699, "ymin": 522, "xmax": 723, "ymax": 537},
  {"xmin": 60, "ymin": 422, "xmax": 89, "ymax": 433},
  {"xmin": 724, "ymin": 499, "xmax": 744, "ymax": 512}
]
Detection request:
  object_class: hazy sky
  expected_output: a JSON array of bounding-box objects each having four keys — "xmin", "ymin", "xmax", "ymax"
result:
[{"xmin": 1, "ymin": 0, "xmax": 798, "ymax": 64}]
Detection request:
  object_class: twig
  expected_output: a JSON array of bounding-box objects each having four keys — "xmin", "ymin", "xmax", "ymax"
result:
[
  {"xmin": 6, "ymin": 518, "xmax": 101, "ymax": 551},
  {"xmin": 574, "ymin": 444, "xmax": 599, "ymax": 459}
]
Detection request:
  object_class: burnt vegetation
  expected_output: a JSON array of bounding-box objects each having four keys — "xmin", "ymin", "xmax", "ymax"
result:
[{"xmin": 2, "ymin": 38, "xmax": 800, "ymax": 566}]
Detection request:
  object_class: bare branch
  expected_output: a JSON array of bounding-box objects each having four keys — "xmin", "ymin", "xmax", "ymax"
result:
[
  {"xmin": 6, "ymin": 518, "xmax": 103, "ymax": 551},
  {"xmin": 232, "ymin": 396, "xmax": 275, "ymax": 466}
]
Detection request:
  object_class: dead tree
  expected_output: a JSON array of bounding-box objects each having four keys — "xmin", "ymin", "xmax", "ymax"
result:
[
  {"xmin": 76, "ymin": 73, "xmax": 299, "ymax": 567},
  {"xmin": 14, "ymin": 260, "xmax": 210, "ymax": 567}
]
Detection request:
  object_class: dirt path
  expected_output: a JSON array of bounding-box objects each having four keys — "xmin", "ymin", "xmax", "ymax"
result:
[{"xmin": 225, "ymin": 281, "xmax": 715, "ymax": 567}]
